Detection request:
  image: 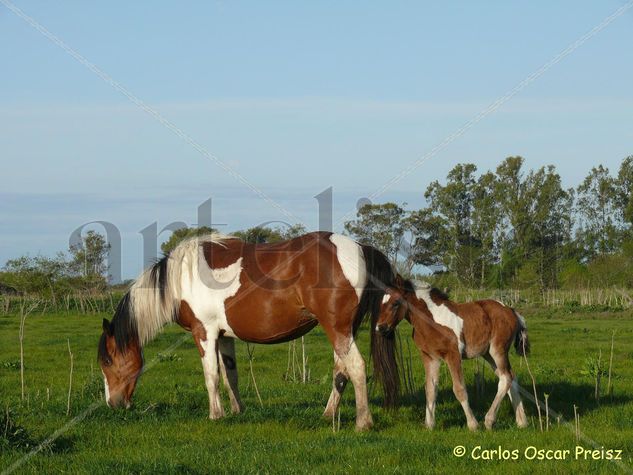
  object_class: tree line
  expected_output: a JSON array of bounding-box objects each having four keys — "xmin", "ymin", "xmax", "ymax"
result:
[
  {"xmin": 344, "ymin": 155, "xmax": 633, "ymax": 290},
  {"xmin": 3, "ymin": 154, "xmax": 632, "ymax": 297},
  {"xmin": 0, "ymin": 225, "xmax": 307, "ymax": 297},
  {"xmin": 0, "ymin": 231, "xmax": 111, "ymax": 297}
]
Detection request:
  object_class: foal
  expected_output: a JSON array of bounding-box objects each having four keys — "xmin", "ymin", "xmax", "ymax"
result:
[{"xmin": 377, "ymin": 280, "xmax": 530, "ymax": 430}]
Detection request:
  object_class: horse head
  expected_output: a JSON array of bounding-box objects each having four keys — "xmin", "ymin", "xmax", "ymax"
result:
[{"xmin": 98, "ymin": 317, "xmax": 143, "ymax": 408}]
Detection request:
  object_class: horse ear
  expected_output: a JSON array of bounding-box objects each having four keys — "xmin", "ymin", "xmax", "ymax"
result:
[{"xmin": 102, "ymin": 318, "xmax": 112, "ymax": 335}]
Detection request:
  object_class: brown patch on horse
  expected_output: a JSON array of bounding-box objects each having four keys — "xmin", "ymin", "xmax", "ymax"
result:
[
  {"xmin": 176, "ymin": 300, "xmax": 207, "ymax": 357},
  {"xmin": 474, "ymin": 300, "xmax": 522, "ymax": 353},
  {"xmin": 202, "ymin": 233, "xmax": 341, "ymax": 346}
]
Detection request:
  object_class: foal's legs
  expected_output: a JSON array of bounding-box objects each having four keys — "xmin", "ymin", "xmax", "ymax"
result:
[
  {"xmin": 482, "ymin": 350, "xmax": 513, "ymax": 429},
  {"xmin": 484, "ymin": 354, "xmax": 528, "ymax": 428},
  {"xmin": 422, "ymin": 354, "xmax": 440, "ymax": 430},
  {"xmin": 323, "ymin": 351, "xmax": 349, "ymax": 418},
  {"xmin": 508, "ymin": 380, "xmax": 528, "ymax": 428},
  {"xmin": 217, "ymin": 336, "xmax": 243, "ymax": 414},
  {"xmin": 445, "ymin": 352, "xmax": 478, "ymax": 431}
]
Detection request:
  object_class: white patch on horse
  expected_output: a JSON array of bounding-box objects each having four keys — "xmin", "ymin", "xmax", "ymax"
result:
[
  {"xmin": 181, "ymin": 247, "xmax": 243, "ymax": 338},
  {"xmin": 494, "ymin": 299, "xmax": 506, "ymax": 307},
  {"xmin": 329, "ymin": 234, "xmax": 367, "ymax": 303},
  {"xmin": 129, "ymin": 233, "xmax": 233, "ymax": 345},
  {"xmin": 102, "ymin": 370, "xmax": 110, "ymax": 404},
  {"xmin": 414, "ymin": 285, "xmax": 465, "ymax": 354},
  {"xmin": 382, "ymin": 294, "xmax": 390, "ymax": 304}
]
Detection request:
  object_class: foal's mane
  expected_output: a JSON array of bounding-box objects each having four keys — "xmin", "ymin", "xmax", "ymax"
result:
[
  {"xmin": 429, "ymin": 287, "xmax": 450, "ymax": 302},
  {"xmin": 401, "ymin": 278, "xmax": 416, "ymax": 295}
]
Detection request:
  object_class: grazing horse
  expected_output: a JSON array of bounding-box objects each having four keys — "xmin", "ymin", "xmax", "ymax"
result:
[
  {"xmin": 376, "ymin": 279, "xmax": 529, "ymax": 430},
  {"xmin": 98, "ymin": 231, "xmax": 399, "ymax": 430}
]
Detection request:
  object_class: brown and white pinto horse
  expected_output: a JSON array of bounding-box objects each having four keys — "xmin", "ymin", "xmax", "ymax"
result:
[
  {"xmin": 377, "ymin": 279, "xmax": 530, "ymax": 430},
  {"xmin": 98, "ymin": 232, "xmax": 398, "ymax": 430}
]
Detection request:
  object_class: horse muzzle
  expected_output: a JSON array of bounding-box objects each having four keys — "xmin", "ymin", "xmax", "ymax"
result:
[
  {"xmin": 376, "ymin": 324, "xmax": 395, "ymax": 337},
  {"xmin": 106, "ymin": 393, "xmax": 131, "ymax": 409}
]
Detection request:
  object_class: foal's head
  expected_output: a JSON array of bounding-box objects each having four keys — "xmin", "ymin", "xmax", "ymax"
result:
[
  {"xmin": 376, "ymin": 288, "xmax": 407, "ymax": 336},
  {"xmin": 98, "ymin": 318, "xmax": 143, "ymax": 409}
]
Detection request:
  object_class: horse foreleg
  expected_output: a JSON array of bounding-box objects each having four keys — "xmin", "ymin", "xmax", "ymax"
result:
[
  {"xmin": 483, "ymin": 351, "xmax": 512, "ymax": 429},
  {"xmin": 423, "ymin": 355, "xmax": 440, "ymax": 430},
  {"xmin": 323, "ymin": 351, "xmax": 348, "ymax": 419},
  {"xmin": 218, "ymin": 336, "xmax": 243, "ymax": 414},
  {"xmin": 200, "ymin": 335, "xmax": 224, "ymax": 420},
  {"xmin": 445, "ymin": 353, "xmax": 478, "ymax": 431}
]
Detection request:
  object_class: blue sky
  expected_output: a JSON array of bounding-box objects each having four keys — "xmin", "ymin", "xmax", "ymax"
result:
[{"xmin": 1, "ymin": 1, "xmax": 632, "ymax": 279}]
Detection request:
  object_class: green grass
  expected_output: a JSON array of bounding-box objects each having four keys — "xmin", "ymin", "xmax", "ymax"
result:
[{"xmin": 1, "ymin": 309, "xmax": 632, "ymax": 474}]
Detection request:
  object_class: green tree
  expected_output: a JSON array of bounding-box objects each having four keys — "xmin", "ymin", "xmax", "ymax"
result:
[
  {"xmin": 576, "ymin": 165, "xmax": 620, "ymax": 258},
  {"xmin": 401, "ymin": 207, "xmax": 446, "ymax": 274},
  {"xmin": 471, "ymin": 171, "xmax": 502, "ymax": 286},
  {"xmin": 425, "ymin": 163, "xmax": 480, "ymax": 285},
  {"xmin": 616, "ymin": 155, "xmax": 633, "ymax": 230},
  {"xmin": 160, "ymin": 226, "xmax": 218, "ymax": 254},
  {"xmin": 69, "ymin": 230, "xmax": 110, "ymax": 279},
  {"xmin": 1, "ymin": 253, "xmax": 72, "ymax": 297},
  {"xmin": 494, "ymin": 156, "xmax": 529, "ymax": 260},
  {"xmin": 233, "ymin": 224, "xmax": 306, "ymax": 244},
  {"xmin": 344, "ymin": 203, "xmax": 406, "ymax": 265},
  {"xmin": 524, "ymin": 165, "xmax": 574, "ymax": 288}
]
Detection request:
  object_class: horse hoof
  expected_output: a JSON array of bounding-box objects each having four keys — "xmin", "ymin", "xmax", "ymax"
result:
[
  {"xmin": 355, "ymin": 420, "xmax": 373, "ymax": 432},
  {"xmin": 468, "ymin": 423, "xmax": 479, "ymax": 431}
]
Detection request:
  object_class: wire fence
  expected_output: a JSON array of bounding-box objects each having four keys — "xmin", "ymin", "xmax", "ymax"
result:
[
  {"xmin": 1, "ymin": 287, "xmax": 632, "ymax": 317},
  {"xmin": 448, "ymin": 287, "xmax": 633, "ymax": 310}
]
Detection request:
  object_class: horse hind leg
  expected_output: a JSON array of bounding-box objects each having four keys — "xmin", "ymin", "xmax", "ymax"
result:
[
  {"xmin": 218, "ymin": 336, "xmax": 244, "ymax": 414},
  {"xmin": 323, "ymin": 351, "xmax": 349, "ymax": 419},
  {"xmin": 423, "ymin": 355, "xmax": 440, "ymax": 430},
  {"xmin": 324, "ymin": 334, "xmax": 372, "ymax": 432},
  {"xmin": 484, "ymin": 353, "xmax": 527, "ymax": 428},
  {"xmin": 483, "ymin": 350, "xmax": 512, "ymax": 430},
  {"xmin": 508, "ymin": 379, "xmax": 528, "ymax": 428},
  {"xmin": 445, "ymin": 353, "xmax": 478, "ymax": 431}
]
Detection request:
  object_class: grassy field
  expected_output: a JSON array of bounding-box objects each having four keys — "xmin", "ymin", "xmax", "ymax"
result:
[{"xmin": 1, "ymin": 306, "xmax": 632, "ymax": 474}]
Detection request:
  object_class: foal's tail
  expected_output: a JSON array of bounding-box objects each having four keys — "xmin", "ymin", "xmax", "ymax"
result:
[
  {"xmin": 513, "ymin": 311, "xmax": 530, "ymax": 356},
  {"xmin": 355, "ymin": 245, "xmax": 399, "ymax": 407}
]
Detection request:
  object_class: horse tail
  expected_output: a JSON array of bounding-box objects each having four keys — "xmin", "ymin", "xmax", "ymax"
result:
[
  {"xmin": 355, "ymin": 245, "xmax": 399, "ymax": 407},
  {"xmin": 513, "ymin": 310, "xmax": 530, "ymax": 356}
]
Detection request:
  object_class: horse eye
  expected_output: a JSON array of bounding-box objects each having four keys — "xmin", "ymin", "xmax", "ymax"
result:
[{"xmin": 104, "ymin": 357, "xmax": 113, "ymax": 367}]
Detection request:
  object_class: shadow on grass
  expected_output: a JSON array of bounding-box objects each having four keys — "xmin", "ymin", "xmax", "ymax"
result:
[
  {"xmin": 368, "ymin": 378, "xmax": 633, "ymax": 430},
  {"xmin": 81, "ymin": 378, "xmax": 632, "ymax": 433}
]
